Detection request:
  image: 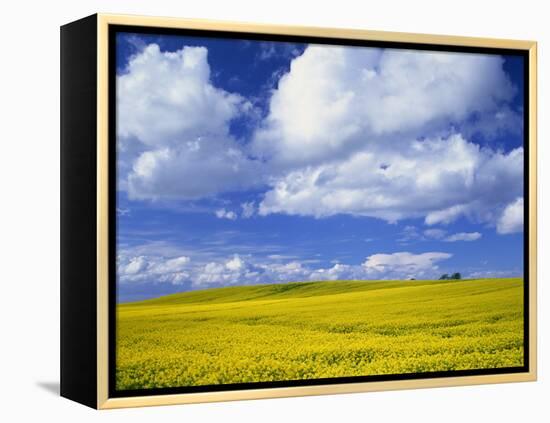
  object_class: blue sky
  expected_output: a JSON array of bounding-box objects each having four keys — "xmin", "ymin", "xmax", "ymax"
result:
[{"xmin": 115, "ymin": 32, "xmax": 525, "ymax": 302}]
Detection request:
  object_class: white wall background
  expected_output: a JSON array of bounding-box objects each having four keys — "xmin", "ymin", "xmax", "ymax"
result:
[{"xmin": 0, "ymin": 0, "xmax": 546, "ymax": 421}]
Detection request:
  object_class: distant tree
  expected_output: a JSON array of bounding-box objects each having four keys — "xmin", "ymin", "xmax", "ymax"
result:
[
  {"xmin": 451, "ymin": 272, "xmax": 462, "ymax": 280},
  {"xmin": 439, "ymin": 274, "xmax": 449, "ymax": 280}
]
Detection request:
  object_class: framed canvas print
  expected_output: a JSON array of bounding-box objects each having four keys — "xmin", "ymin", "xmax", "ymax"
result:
[{"xmin": 60, "ymin": 13, "xmax": 537, "ymax": 409}]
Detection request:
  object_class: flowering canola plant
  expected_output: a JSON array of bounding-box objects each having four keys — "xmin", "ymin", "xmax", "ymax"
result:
[{"xmin": 116, "ymin": 278, "xmax": 523, "ymax": 390}]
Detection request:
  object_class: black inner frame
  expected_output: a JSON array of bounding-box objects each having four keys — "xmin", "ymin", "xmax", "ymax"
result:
[{"xmin": 108, "ymin": 24, "xmax": 531, "ymax": 399}]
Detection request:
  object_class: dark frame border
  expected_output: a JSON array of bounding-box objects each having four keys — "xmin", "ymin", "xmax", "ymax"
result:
[
  {"xmin": 60, "ymin": 14, "xmax": 99, "ymax": 408},
  {"xmin": 107, "ymin": 24, "xmax": 530, "ymax": 399}
]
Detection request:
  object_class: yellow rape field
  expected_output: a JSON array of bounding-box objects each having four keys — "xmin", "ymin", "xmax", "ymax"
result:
[{"xmin": 116, "ymin": 278, "xmax": 524, "ymax": 390}]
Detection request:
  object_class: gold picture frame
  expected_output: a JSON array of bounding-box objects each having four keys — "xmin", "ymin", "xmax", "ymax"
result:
[{"xmin": 60, "ymin": 13, "xmax": 537, "ymax": 409}]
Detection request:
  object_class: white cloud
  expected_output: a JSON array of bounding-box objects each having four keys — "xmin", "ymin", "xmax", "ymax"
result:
[
  {"xmin": 118, "ymin": 245, "xmax": 455, "ymax": 290},
  {"xmin": 267, "ymin": 254, "xmax": 298, "ymax": 260},
  {"xmin": 118, "ymin": 254, "xmax": 191, "ymax": 285},
  {"xmin": 424, "ymin": 228, "xmax": 447, "ymax": 239},
  {"xmin": 195, "ymin": 262, "xmax": 230, "ymax": 285},
  {"xmin": 117, "ymin": 44, "xmax": 261, "ymax": 200},
  {"xmin": 259, "ymin": 135, "xmax": 523, "ymax": 225},
  {"xmin": 225, "ymin": 255, "xmax": 244, "ymax": 271},
  {"xmin": 497, "ymin": 197, "xmax": 524, "ymax": 234},
  {"xmin": 363, "ymin": 251, "xmax": 452, "ymax": 279},
  {"xmin": 127, "ymin": 143, "xmax": 261, "ymax": 200},
  {"xmin": 116, "ymin": 43, "xmax": 523, "ymax": 236},
  {"xmin": 399, "ymin": 228, "xmax": 481, "ymax": 243},
  {"xmin": 215, "ymin": 208, "xmax": 237, "ymax": 220},
  {"xmin": 240, "ymin": 202, "xmax": 256, "ymax": 218},
  {"xmin": 308, "ymin": 263, "xmax": 367, "ymax": 281},
  {"xmin": 118, "ymin": 45, "xmax": 240, "ymax": 147},
  {"xmin": 251, "ymin": 46, "xmax": 522, "ymax": 231},
  {"xmin": 397, "ymin": 225, "xmax": 422, "ymax": 244},
  {"xmin": 466, "ymin": 269, "xmax": 522, "ymax": 279},
  {"xmin": 425, "ymin": 204, "xmax": 470, "ymax": 226},
  {"xmin": 257, "ymin": 42, "xmax": 302, "ymax": 61},
  {"xmin": 195, "ymin": 255, "xmax": 261, "ymax": 286},
  {"xmin": 156, "ymin": 256, "xmax": 191, "ymax": 273},
  {"xmin": 252, "ymin": 45, "xmax": 516, "ymax": 167},
  {"xmin": 124, "ymin": 256, "xmax": 147, "ymax": 275},
  {"xmin": 444, "ymin": 232, "xmax": 482, "ymax": 242}
]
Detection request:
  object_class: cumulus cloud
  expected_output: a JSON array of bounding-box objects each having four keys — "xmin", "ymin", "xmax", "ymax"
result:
[
  {"xmin": 251, "ymin": 45, "xmax": 522, "ymax": 231},
  {"xmin": 308, "ymin": 263, "xmax": 369, "ymax": 281},
  {"xmin": 252, "ymin": 45, "xmax": 516, "ymax": 167},
  {"xmin": 116, "ymin": 42, "xmax": 523, "ymax": 235},
  {"xmin": 362, "ymin": 251, "xmax": 452, "ymax": 279},
  {"xmin": 181, "ymin": 256, "xmax": 316, "ymax": 287},
  {"xmin": 215, "ymin": 208, "xmax": 237, "ymax": 220},
  {"xmin": 259, "ymin": 135, "xmax": 523, "ymax": 224},
  {"xmin": 118, "ymin": 254, "xmax": 191, "ymax": 285},
  {"xmin": 195, "ymin": 255, "xmax": 258, "ymax": 286},
  {"xmin": 444, "ymin": 232, "xmax": 482, "ymax": 242},
  {"xmin": 497, "ymin": 197, "xmax": 524, "ymax": 234},
  {"xmin": 225, "ymin": 255, "xmax": 244, "ymax": 271},
  {"xmin": 118, "ymin": 247, "xmax": 455, "ymax": 290},
  {"xmin": 123, "ymin": 256, "xmax": 147, "ymax": 275},
  {"xmin": 117, "ymin": 44, "xmax": 261, "ymax": 200},
  {"xmin": 118, "ymin": 45, "xmax": 238, "ymax": 147}
]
